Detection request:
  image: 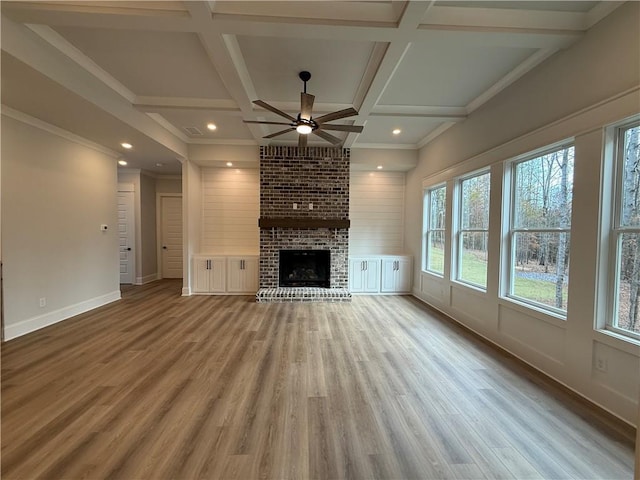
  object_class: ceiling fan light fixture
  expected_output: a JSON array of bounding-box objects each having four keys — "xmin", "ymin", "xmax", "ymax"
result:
[{"xmin": 296, "ymin": 124, "xmax": 313, "ymax": 135}]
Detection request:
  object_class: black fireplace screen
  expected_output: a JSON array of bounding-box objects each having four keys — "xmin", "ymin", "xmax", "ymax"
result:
[{"xmin": 279, "ymin": 250, "xmax": 330, "ymax": 288}]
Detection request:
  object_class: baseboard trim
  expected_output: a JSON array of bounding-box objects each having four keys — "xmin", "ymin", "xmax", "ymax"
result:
[
  {"xmin": 181, "ymin": 287, "xmax": 191, "ymax": 296},
  {"xmin": 135, "ymin": 274, "xmax": 159, "ymax": 285},
  {"xmin": 4, "ymin": 290, "xmax": 121, "ymax": 340}
]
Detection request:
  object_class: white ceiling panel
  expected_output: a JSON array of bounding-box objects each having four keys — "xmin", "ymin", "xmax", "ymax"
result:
[
  {"xmin": 54, "ymin": 27, "xmax": 232, "ymax": 99},
  {"xmin": 380, "ymin": 43, "xmax": 536, "ymax": 107},
  {"xmin": 237, "ymin": 36, "xmax": 376, "ymax": 104},
  {"xmin": 356, "ymin": 116, "xmax": 445, "ymax": 146},
  {"xmin": 157, "ymin": 110, "xmax": 255, "ymax": 140}
]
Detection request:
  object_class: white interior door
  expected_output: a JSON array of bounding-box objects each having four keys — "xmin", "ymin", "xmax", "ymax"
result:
[
  {"xmin": 160, "ymin": 195, "xmax": 183, "ymax": 278},
  {"xmin": 117, "ymin": 191, "xmax": 135, "ymax": 284}
]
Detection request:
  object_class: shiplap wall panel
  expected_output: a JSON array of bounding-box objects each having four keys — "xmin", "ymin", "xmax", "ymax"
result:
[
  {"xmin": 201, "ymin": 168, "xmax": 259, "ymax": 255},
  {"xmin": 350, "ymin": 171, "xmax": 405, "ymax": 255}
]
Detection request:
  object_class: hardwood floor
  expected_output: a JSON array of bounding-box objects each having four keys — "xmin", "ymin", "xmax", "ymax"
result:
[{"xmin": 1, "ymin": 280, "xmax": 635, "ymax": 479}]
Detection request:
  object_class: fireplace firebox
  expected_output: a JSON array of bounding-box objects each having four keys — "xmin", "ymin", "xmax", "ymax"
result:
[{"xmin": 279, "ymin": 250, "xmax": 330, "ymax": 288}]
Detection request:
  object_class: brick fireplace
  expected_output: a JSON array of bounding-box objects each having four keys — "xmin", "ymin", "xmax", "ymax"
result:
[{"xmin": 256, "ymin": 146, "xmax": 351, "ymax": 302}]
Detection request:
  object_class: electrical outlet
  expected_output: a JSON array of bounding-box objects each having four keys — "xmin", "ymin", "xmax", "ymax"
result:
[
  {"xmin": 595, "ymin": 356, "xmax": 608, "ymax": 372},
  {"xmin": 293, "ymin": 203, "xmax": 298, "ymax": 210},
  {"xmin": 309, "ymin": 203, "xmax": 313, "ymax": 210},
  {"xmin": 39, "ymin": 297, "xmax": 46, "ymax": 308}
]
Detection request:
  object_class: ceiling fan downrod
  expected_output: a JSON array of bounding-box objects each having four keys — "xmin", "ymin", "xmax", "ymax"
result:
[{"xmin": 299, "ymin": 71, "xmax": 311, "ymax": 94}]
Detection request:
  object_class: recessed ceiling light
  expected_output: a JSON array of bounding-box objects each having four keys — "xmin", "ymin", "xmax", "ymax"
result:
[
  {"xmin": 118, "ymin": 160, "xmax": 128, "ymax": 166},
  {"xmin": 207, "ymin": 123, "xmax": 217, "ymax": 131},
  {"xmin": 156, "ymin": 163, "xmax": 164, "ymax": 167},
  {"xmin": 392, "ymin": 129, "xmax": 401, "ymax": 135},
  {"xmin": 226, "ymin": 162, "xmax": 233, "ymax": 167},
  {"xmin": 377, "ymin": 165, "xmax": 383, "ymax": 170},
  {"xmin": 121, "ymin": 142, "xmax": 133, "ymax": 149}
]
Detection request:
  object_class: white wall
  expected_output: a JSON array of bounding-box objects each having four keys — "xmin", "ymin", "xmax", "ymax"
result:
[
  {"xmin": 350, "ymin": 171, "xmax": 405, "ymax": 255},
  {"xmin": 182, "ymin": 158, "xmax": 201, "ymax": 295},
  {"xmin": 156, "ymin": 176, "xmax": 182, "ymax": 194},
  {"xmin": 201, "ymin": 167, "xmax": 259, "ymax": 255},
  {"xmin": 2, "ymin": 115, "xmax": 120, "ymax": 339},
  {"xmin": 140, "ymin": 172, "xmax": 157, "ymax": 280},
  {"xmin": 404, "ymin": 2, "xmax": 640, "ymax": 425}
]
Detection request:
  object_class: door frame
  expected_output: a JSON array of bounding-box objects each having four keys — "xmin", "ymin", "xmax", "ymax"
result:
[{"xmin": 156, "ymin": 193, "xmax": 183, "ymax": 279}]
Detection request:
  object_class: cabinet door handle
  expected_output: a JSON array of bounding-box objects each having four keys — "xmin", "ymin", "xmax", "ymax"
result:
[
  {"xmin": 364, "ymin": 261, "xmax": 367, "ymax": 271},
  {"xmin": 241, "ymin": 259, "xmax": 245, "ymax": 270}
]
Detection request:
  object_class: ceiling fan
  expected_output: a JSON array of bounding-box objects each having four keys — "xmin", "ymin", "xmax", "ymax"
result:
[{"xmin": 243, "ymin": 71, "xmax": 363, "ymax": 148}]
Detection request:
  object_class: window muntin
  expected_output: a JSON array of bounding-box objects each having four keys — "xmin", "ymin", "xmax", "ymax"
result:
[
  {"xmin": 610, "ymin": 123, "xmax": 640, "ymax": 340},
  {"xmin": 508, "ymin": 145, "xmax": 574, "ymax": 314},
  {"xmin": 456, "ymin": 172, "xmax": 490, "ymax": 289},
  {"xmin": 424, "ymin": 185, "xmax": 446, "ymax": 275}
]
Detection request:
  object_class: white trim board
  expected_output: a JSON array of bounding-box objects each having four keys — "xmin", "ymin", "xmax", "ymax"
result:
[{"xmin": 4, "ymin": 290, "xmax": 121, "ymax": 341}]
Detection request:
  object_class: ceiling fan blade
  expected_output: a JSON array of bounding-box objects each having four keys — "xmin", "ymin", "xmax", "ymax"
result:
[
  {"xmin": 243, "ymin": 120, "xmax": 293, "ymax": 126},
  {"xmin": 253, "ymin": 100, "xmax": 296, "ymax": 122},
  {"xmin": 300, "ymin": 93, "xmax": 315, "ymax": 120},
  {"xmin": 298, "ymin": 134, "xmax": 308, "ymax": 148},
  {"xmin": 314, "ymin": 107, "xmax": 358, "ymax": 124},
  {"xmin": 313, "ymin": 130, "xmax": 342, "ymax": 145},
  {"xmin": 264, "ymin": 127, "xmax": 296, "ymax": 139},
  {"xmin": 318, "ymin": 124, "xmax": 363, "ymax": 133}
]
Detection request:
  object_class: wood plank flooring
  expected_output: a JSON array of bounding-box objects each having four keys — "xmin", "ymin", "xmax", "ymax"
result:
[{"xmin": 1, "ymin": 280, "xmax": 635, "ymax": 479}]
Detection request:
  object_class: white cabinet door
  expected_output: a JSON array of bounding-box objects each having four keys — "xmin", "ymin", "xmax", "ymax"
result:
[
  {"xmin": 227, "ymin": 256, "xmax": 259, "ymax": 293},
  {"xmin": 381, "ymin": 257, "xmax": 412, "ymax": 293},
  {"xmin": 192, "ymin": 257, "xmax": 226, "ymax": 293},
  {"xmin": 242, "ymin": 257, "xmax": 259, "ymax": 293},
  {"xmin": 349, "ymin": 259, "xmax": 365, "ymax": 292},
  {"xmin": 192, "ymin": 257, "xmax": 211, "ymax": 293},
  {"xmin": 363, "ymin": 259, "xmax": 380, "ymax": 292},
  {"xmin": 395, "ymin": 257, "xmax": 412, "ymax": 293},
  {"xmin": 350, "ymin": 258, "xmax": 380, "ymax": 293},
  {"xmin": 381, "ymin": 259, "xmax": 397, "ymax": 292},
  {"xmin": 210, "ymin": 258, "xmax": 226, "ymax": 293}
]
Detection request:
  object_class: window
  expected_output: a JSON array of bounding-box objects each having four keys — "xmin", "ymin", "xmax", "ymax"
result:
[
  {"xmin": 609, "ymin": 122, "xmax": 640, "ymax": 340},
  {"xmin": 507, "ymin": 144, "xmax": 575, "ymax": 314},
  {"xmin": 424, "ymin": 185, "xmax": 446, "ymax": 275},
  {"xmin": 456, "ymin": 171, "xmax": 490, "ymax": 289}
]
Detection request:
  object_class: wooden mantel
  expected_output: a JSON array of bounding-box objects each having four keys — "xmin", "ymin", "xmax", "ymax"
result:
[{"xmin": 258, "ymin": 218, "xmax": 350, "ymax": 229}]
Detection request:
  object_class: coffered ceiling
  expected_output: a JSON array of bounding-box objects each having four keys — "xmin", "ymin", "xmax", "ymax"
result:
[{"xmin": 0, "ymin": 1, "xmax": 623, "ymax": 173}]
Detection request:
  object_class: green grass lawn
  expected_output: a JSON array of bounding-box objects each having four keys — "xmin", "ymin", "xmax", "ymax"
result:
[{"xmin": 427, "ymin": 246, "xmax": 568, "ymax": 309}]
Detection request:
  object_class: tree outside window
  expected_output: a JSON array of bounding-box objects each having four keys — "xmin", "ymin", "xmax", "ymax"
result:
[
  {"xmin": 509, "ymin": 145, "xmax": 574, "ymax": 313},
  {"xmin": 457, "ymin": 171, "xmax": 490, "ymax": 289},
  {"xmin": 611, "ymin": 123, "xmax": 640, "ymax": 339},
  {"xmin": 424, "ymin": 185, "xmax": 446, "ymax": 275}
]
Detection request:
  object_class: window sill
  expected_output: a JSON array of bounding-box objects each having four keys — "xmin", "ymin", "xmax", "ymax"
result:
[{"xmin": 594, "ymin": 328, "xmax": 640, "ymax": 354}]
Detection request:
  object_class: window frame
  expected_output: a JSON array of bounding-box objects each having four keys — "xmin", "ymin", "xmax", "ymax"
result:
[
  {"xmin": 607, "ymin": 120, "xmax": 640, "ymax": 342},
  {"xmin": 505, "ymin": 142, "xmax": 575, "ymax": 317},
  {"xmin": 454, "ymin": 169, "xmax": 491, "ymax": 291},
  {"xmin": 423, "ymin": 183, "xmax": 446, "ymax": 276}
]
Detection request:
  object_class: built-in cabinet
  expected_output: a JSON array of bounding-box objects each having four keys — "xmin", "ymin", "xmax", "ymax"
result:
[
  {"xmin": 192, "ymin": 255, "xmax": 258, "ymax": 294},
  {"xmin": 349, "ymin": 255, "xmax": 412, "ymax": 294}
]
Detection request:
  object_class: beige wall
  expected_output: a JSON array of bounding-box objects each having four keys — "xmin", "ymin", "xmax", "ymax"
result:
[
  {"xmin": 2, "ymin": 116, "xmax": 120, "ymax": 339},
  {"xmin": 404, "ymin": 2, "xmax": 640, "ymax": 425}
]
